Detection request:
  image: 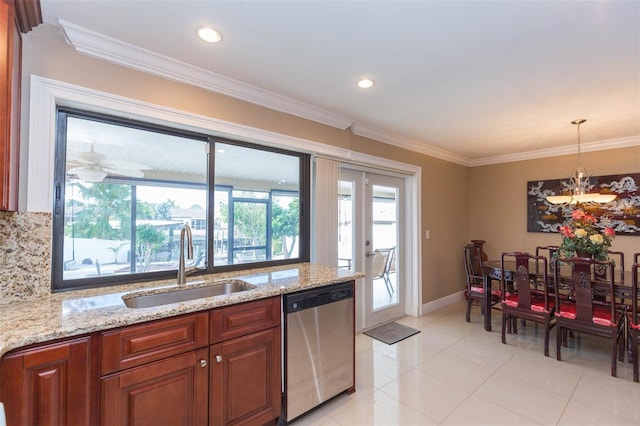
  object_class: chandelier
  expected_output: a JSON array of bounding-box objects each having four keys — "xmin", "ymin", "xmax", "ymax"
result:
[{"xmin": 545, "ymin": 119, "xmax": 617, "ymax": 205}]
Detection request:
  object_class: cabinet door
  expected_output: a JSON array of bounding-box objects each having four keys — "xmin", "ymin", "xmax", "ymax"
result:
[
  {"xmin": 0, "ymin": 336, "xmax": 92, "ymax": 426},
  {"xmin": 210, "ymin": 328, "xmax": 281, "ymax": 426},
  {"xmin": 101, "ymin": 348, "xmax": 209, "ymax": 426}
]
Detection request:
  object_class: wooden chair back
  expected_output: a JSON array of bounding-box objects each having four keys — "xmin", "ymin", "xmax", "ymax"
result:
[
  {"xmin": 464, "ymin": 244, "xmax": 484, "ymax": 290},
  {"xmin": 633, "ymin": 262, "xmax": 639, "ymax": 326},
  {"xmin": 554, "ymin": 257, "xmax": 616, "ymax": 325},
  {"xmin": 606, "ymin": 250, "xmax": 624, "ymax": 273},
  {"xmin": 501, "ymin": 252, "xmax": 549, "ymax": 309},
  {"xmin": 631, "ymin": 262, "xmax": 639, "ymax": 382}
]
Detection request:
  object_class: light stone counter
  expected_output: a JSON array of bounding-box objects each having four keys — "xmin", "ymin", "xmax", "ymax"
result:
[{"xmin": 0, "ymin": 263, "xmax": 364, "ymax": 358}]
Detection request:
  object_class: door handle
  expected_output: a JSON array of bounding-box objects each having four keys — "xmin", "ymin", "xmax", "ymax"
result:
[{"xmin": 366, "ymin": 251, "xmax": 375, "ymax": 257}]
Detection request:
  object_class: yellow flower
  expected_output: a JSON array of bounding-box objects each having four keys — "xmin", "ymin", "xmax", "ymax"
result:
[
  {"xmin": 575, "ymin": 229, "xmax": 588, "ymax": 238},
  {"xmin": 589, "ymin": 234, "xmax": 604, "ymax": 245}
]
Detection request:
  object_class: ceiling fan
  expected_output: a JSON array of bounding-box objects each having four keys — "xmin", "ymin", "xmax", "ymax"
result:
[{"xmin": 67, "ymin": 145, "xmax": 151, "ymax": 182}]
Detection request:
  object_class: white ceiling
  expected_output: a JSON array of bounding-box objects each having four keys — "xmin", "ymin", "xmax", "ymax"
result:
[{"xmin": 40, "ymin": 0, "xmax": 640, "ymax": 165}]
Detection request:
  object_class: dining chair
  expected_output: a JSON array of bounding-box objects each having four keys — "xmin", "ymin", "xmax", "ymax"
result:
[
  {"xmin": 535, "ymin": 245, "xmax": 559, "ymax": 264},
  {"xmin": 534, "ymin": 245, "xmax": 559, "ymax": 291},
  {"xmin": 372, "ymin": 247, "xmax": 395, "ymax": 297},
  {"xmin": 500, "ymin": 252, "xmax": 555, "ymax": 356},
  {"xmin": 554, "ymin": 257, "xmax": 625, "ymax": 377},
  {"xmin": 605, "ymin": 250, "xmax": 625, "ymax": 279},
  {"xmin": 464, "ymin": 244, "xmax": 500, "ymax": 323},
  {"xmin": 630, "ymin": 262, "xmax": 639, "ymax": 382}
]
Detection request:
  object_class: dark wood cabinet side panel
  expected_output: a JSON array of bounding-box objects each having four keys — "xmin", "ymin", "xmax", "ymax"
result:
[
  {"xmin": 0, "ymin": 0, "xmax": 20, "ymax": 211},
  {"xmin": 101, "ymin": 312, "xmax": 208, "ymax": 375}
]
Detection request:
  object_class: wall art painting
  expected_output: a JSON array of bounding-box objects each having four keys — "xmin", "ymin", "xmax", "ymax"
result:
[{"xmin": 527, "ymin": 172, "xmax": 640, "ymax": 235}]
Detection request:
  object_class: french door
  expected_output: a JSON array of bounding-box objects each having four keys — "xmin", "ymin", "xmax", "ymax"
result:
[{"xmin": 339, "ymin": 168, "xmax": 405, "ymax": 329}]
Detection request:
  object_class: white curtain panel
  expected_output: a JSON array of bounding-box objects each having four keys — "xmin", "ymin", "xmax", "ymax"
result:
[{"xmin": 312, "ymin": 157, "xmax": 339, "ymax": 267}]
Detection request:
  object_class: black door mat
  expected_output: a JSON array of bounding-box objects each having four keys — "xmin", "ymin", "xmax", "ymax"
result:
[{"xmin": 363, "ymin": 322, "xmax": 421, "ymax": 345}]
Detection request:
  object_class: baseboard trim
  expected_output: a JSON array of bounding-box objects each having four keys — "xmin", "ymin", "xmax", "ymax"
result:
[{"xmin": 421, "ymin": 290, "xmax": 465, "ymax": 315}]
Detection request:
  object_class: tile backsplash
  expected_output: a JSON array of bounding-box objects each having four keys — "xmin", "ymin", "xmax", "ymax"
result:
[{"xmin": 0, "ymin": 211, "xmax": 52, "ymax": 302}]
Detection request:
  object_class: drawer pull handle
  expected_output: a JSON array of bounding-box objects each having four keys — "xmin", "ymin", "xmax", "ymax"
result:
[
  {"xmin": 200, "ymin": 359, "xmax": 207, "ymax": 368},
  {"xmin": 216, "ymin": 355, "xmax": 222, "ymax": 363}
]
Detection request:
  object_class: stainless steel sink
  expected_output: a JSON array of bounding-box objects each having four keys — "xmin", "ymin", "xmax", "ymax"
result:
[{"xmin": 122, "ymin": 280, "xmax": 257, "ymax": 308}]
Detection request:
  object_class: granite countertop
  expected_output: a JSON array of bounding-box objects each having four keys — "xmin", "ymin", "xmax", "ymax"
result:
[{"xmin": 0, "ymin": 263, "xmax": 364, "ymax": 357}]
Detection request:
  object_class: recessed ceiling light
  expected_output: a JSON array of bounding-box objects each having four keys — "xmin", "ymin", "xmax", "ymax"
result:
[
  {"xmin": 197, "ymin": 27, "xmax": 222, "ymax": 43},
  {"xmin": 357, "ymin": 78, "xmax": 375, "ymax": 89}
]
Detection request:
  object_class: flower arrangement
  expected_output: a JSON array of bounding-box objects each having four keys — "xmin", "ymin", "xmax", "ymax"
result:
[{"xmin": 557, "ymin": 209, "xmax": 615, "ymax": 261}]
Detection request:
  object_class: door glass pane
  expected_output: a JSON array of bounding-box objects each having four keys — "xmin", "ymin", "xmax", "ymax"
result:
[
  {"xmin": 372, "ymin": 184, "xmax": 398, "ymax": 310},
  {"xmin": 338, "ymin": 180, "xmax": 354, "ymax": 270}
]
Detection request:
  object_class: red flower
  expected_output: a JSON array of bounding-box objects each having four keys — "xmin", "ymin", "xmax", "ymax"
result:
[
  {"xmin": 604, "ymin": 227, "xmax": 615, "ymax": 237},
  {"xmin": 559, "ymin": 225, "xmax": 574, "ymax": 238},
  {"xmin": 571, "ymin": 210, "xmax": 585, "ymax": 220}
]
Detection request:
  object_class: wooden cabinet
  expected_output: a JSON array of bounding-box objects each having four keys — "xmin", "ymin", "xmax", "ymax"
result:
[
  {"xmin": 210, "ymin": 298, "xmax": 281, "ymax": 426},
  {"xmin": 0, "ymin": 0, "xmax": 20, "ymax": 211},
  {"xmin": 101, "ymin": 348, "xmax": 210, "ymax": 426},
  {"xmin": 0, "ymin": 0, "xmax": 41, "ymax": 210},
  {"xmin": 0, "ymin": 297, "xmax": 282, "ymax": 426},
  {"xmin": 0, "ymin": 336, "xmax": 93, "ymax": 426},
  {"xmin": 99, "ymin": 297, "xmax": 281, "ymax": 426}
]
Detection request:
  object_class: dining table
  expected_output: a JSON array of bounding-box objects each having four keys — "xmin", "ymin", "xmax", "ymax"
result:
[{"xmin": 481, "ymin": 259, "xmax": 634, "ymax": 332}]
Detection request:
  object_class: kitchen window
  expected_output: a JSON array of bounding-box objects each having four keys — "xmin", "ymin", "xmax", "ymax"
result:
[{"xmin": 52, "ymin": 108, "xmax": 310, "ymax": 291}]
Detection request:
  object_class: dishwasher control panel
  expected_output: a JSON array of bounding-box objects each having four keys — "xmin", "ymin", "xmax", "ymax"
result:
[{"xmin": 283, "ymin": 282, "xmax": 354, "ymax": 314}]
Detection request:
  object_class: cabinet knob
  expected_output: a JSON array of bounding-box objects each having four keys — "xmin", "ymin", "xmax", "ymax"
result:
[
  {"xmin": 200, "ymin": 359, "xmax": 207, "ymax": 368},
  {"xmin": 216, "ymin": 355, "xmax": 222, "ymax": 363}
]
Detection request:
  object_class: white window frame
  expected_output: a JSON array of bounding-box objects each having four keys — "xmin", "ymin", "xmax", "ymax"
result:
[{"xmin": 27, "ymin": 75, "xmax": 422, "ymax": 316}]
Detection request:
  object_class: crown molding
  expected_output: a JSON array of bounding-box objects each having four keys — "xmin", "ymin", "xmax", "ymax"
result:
[
  {"xmin": 351, "ymin": 123, "xmax": 471, "ymax": 166},
  {"xmin": 469, "ymin": 135, "xmax": 640, "ymax": 167},
  {"xmin": 55, "ymin": 20, "xmax": 640, "ymax": 169},
  {"xmin": 58, "ymin": 20, "xmax": 353, "ymax": 131}
]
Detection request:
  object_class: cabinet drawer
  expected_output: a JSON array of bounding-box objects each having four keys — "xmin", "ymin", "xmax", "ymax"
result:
[
  {"xmin": 211, "ymin": 297, "xmax": 281, "ymax": 343},
  {"xmin": 100, "ymin": 312, "xmax": 208, "ymax": 375}
]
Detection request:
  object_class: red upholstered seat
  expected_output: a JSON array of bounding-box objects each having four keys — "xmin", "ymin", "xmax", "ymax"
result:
[
  {"xmin": 470, "ymin": 286, "xmax": 502, "ymax": 297},
  {"xmin": 504, "ymin": 294, "xmax": 555, "ymax": 313},
  {"xmin": 557, "ymin": 302, "xmax": 618, "ymax": 327}
]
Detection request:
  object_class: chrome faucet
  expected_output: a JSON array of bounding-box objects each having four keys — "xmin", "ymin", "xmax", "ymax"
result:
[{"xmin": 178, "ymin": 224, "xmax": 194, "ymax": 285}]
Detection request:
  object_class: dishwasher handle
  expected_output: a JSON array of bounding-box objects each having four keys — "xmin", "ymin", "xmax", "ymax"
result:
[{"xmin": 284, "ymin": 282, "xmax": 353, "ymax": 314}]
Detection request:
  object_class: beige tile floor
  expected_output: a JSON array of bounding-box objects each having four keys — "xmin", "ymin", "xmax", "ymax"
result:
[{"xmin": 291, "ymin": 301, "xmax": 640, "ymax": 426}]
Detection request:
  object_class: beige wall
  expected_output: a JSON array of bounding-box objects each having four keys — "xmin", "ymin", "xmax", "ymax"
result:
[
  {"xmin": 18, "ymin": 24, "xmax": 471, "ymax": 306},
  {"xmin": 15, "ymin": 24, "xmax": 639, "ymax": 307},
  {"xmin": 469, "ymin": 147, "xmax": 640, "ymax": 264}
]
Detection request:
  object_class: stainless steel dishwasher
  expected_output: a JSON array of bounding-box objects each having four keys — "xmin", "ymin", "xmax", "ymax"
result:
[{"xmin": 282, "ymin": 281, "xmax": 355, "ymax": 423}]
